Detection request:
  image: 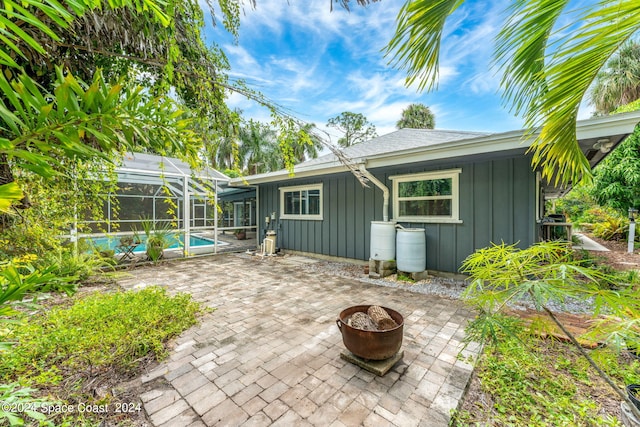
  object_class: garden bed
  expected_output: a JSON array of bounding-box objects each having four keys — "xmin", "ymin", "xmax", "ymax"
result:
[
  {"xmin": 455, "ymin": 334, "xmax": 639, "ymax": 426},
  {"xmin": 1, "ymin": 281, "xmax": 203, "ymax": 426}
]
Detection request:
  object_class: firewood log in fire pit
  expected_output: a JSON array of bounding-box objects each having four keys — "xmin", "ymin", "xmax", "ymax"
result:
[
  {"xmin": 367, "ymin": 305, "xmax": 398, "ymax": 330},
  {"xmin": 348, "ymin": 312, "xmax": 377, "ymax": 331}
]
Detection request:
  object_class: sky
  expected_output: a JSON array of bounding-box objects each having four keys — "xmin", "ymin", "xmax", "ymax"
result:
[{"xmin": 203, "ymin": 0, "xmax": 595, "ymax": 144}]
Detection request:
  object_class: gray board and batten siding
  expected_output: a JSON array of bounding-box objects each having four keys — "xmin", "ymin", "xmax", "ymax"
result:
[{"xmin": 259, "ymin": 149, "xmax": 537, "ymax": 274}]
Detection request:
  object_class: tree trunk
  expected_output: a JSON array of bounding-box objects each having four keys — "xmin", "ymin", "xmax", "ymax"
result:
[{"xmin": 0, "ymin": 153, "xmax": 30, "ymax": 230}]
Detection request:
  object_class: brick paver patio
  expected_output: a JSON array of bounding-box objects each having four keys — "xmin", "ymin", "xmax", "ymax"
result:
[{"xmin": 117, "ymin": 253, "xmax": 479, "ymax": 427}]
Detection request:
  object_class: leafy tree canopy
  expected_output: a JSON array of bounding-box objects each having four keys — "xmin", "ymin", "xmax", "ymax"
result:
[
  {"xmin": 327, "ymin": 112, "xmax": 377, "ymax": 148},
  {"xmin": 590, "ymin": 126, "xmax": 640, "ymax": 213},
  {"xmin": 396, "ymin": 103, "xmax": 435, "ymax": 129},
  {"xmin": 0, "ymin": 0, "xmax": 321, "ymax": 236}
]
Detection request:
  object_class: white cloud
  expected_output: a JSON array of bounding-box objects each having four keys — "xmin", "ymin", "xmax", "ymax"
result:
[
  {"xmin": 204, "ymin": 0, "xmax": 527, "ymax": 139},
  {"xmin": 467, "ymin": 70, "xmax": 501, "ymax": 95},
  {"xmin": 224, "ymin": 44, "xmax": 261, "ymax": 69}
]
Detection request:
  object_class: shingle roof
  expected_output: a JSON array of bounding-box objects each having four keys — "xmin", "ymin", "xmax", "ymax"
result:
[{"xmin": 302, "ymin": 128, "xmax": 490, "ymax": 167}]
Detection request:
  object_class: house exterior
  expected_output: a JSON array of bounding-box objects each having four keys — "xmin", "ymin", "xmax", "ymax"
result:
[{"xmin": 229, "ymin": 112, "xmax": 640, "ymax": 273}]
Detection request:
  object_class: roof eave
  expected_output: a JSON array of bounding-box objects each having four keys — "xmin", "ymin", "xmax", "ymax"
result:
[{"xmin": 230, "ymin": 111, "xmax": 640, "ymax": 185}]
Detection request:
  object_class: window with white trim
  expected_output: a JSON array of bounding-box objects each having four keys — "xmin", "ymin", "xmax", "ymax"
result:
[
  {"xmin": 390, "ymin": 169, "xmax": 461, "ymax": 223},
  {"xmin": 279, "ymin": 184, "xmax": 323, "ymax": 220}
]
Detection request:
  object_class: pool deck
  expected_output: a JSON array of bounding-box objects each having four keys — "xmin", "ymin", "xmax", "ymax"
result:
[
  {"xmin": 117, "ymin": 253, "xmax": 479, "ymax": 427},
  {"xmin": 115, "ymin": 232, "xmax": 258, "ymax": 262}
]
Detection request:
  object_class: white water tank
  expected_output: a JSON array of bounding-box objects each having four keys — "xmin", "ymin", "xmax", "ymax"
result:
[
  {"xmin": 370, "ymin": 221, "xmax": 396, "ymax": 261},
  {"xmin": 264, "ymin": 230, "xmax": 277, "ymax": 255},
  {"xmin": 396, "ymin": 228, "xmax": 426, "ymax": 273}
]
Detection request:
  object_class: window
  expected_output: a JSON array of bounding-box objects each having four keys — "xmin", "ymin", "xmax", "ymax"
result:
[
  {"xmin": 279, "ymin": 184, "xmax": 323, "ymax": 220},
  {"xmin": 390, "ymin": 169, "xmax": 462, "ymax": 223}
]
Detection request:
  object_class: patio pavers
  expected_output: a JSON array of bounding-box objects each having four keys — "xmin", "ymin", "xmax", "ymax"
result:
[{"xmin": 117, "ymin": 253, "xmax": 479, "ymax": 427}]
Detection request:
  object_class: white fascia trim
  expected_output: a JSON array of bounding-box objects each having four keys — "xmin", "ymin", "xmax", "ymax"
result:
[
  {"xmin": 574, "ymin": 110, "xmax": 640, "ymax": 139},
  {"xmin": 230, "ymin": 163, "xmax": 351, "ymax": 185},
  {"xmin": 367, "ymin": 112, "xmax": 640, "ymax": 169}
]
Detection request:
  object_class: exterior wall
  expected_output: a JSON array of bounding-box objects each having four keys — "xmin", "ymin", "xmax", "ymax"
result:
[{"xmin": 257, "ymin": 151, "xmax": 537, "ymax": 273}]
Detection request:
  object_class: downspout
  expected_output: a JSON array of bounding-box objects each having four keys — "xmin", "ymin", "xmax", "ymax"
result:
[
  {"xmin": 248, "ymin": 184, "xmax": 259, "ymax": 250},
  {"xmin": 358, "ymin": 164, "xmax": 389, "ymax": 222}
]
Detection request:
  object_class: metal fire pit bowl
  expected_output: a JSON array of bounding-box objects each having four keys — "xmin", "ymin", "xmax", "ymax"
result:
[{"xmin": 336, "ymin": 305, "xmax": 403, "ymax": 360}]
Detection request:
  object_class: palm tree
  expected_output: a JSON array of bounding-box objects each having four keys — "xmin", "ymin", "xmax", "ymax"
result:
[
  {"xmin": 208, "ymin": 112, "xmax": 242, "ymax": 171},
  {"xmin": 291, "ymin": 123, "xmax": 322, "ymax": 162},
  {"xmin": 396, "ymin": 103, "xmax": 436, "ymax": 129},
  {"xmin": 211, "ymin": 134, "xmax": 239, "ymax": 171},
  {"xmin": 239, "ymin": 120, "xmax": 279, "ymax": 174},
  {"xmin": 384, "ymin": 0, "xmax": 640, "ymax": 186},
  {"xmin": 591, "ymin": 41, "xmax": 640, "ymax": 115}
]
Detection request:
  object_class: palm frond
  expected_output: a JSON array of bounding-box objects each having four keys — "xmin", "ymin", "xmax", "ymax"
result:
[
  {"xmin": 494, "ymin": 0, "xmax": 571, "ymax": 117},
  {"xmin": 530, "ymin": 1, "xmax": 640, "ymax": 185},
  {"xmin": 385, "ymin": 0, "xmax": 465, "ymax": 91},
  {"xmin": 0, "ymin": 0, "xmax": 171, "ymax": 69}
]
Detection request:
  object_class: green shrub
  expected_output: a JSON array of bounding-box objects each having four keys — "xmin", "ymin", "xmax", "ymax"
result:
[
  {"xmin": 460, "ymin": 241, "xmax": 640, "ymax": 421},
  {"xmin": 0, "ymin": 260, "xmax": 77, "ymax": 316},
  {"xmin": 553, "ymin": 185, "xmax": 595, "ymax": 223},
  {"xmin": 568, "ymin": 205, "xmax": 630, "ymax": 241},
  {"xmin": 591, "ymin": 211, "xmax": 628, "ymax": 241},
  {"xmin": 38, "ymin": 250, "xmax": 114, "ymax": 282},
  {"xmin": 0, "ymin": 224, "xmax": 62, "ymax": 260}
]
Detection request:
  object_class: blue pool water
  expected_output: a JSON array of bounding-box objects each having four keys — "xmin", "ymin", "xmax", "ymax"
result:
[{"xmin": 86, "ymin": 234, "xmax": 222, "ymax": 253}]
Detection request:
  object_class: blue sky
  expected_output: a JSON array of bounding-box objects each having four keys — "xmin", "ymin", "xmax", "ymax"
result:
[{"xmin": 204, "ymin": 0, "xmax": 594, "ymax": 143}]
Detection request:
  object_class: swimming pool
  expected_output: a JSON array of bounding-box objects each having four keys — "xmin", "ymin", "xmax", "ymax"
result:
[{"xmin": 86, "ymin": 233, "xmax": 227, "ymax": 254}]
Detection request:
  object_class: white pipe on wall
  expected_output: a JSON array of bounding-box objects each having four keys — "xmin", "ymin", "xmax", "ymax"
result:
[{"xmin": 358, "ymin": 164, "xmax": 389, "ymax": 222}]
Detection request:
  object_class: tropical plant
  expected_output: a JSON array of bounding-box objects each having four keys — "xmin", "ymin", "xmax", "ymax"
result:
[
  {"xmin": 140, "ymin": 217, "xmax": 171, "ymax": 262},
  {"xmin": 326, "ymin": 112, "xmax": 377, "ymax": 147},
  {"xmin": 382, "ymin": 0, "xmax": 640, "ymax": 187},
  {"xmin": 2, "ymin": 67, "xmax": 198, "ymax": 178},
  {"xmin": 591, "ymin": 40, "xmax": 640, "ymax": 116},
  {"xmin": 0, "ymin": 182, "xmax": 22, "ymax": 213},
  {"xmin": 591, "ymin": 212, "xmax": 628, "ymax": 241},
  {"xmin": 0, "ymin": 260, "xmax": 77, "ymax": 350},
  {"xmin": 396, "ymin": 103, "xmax": 436, "ymax": 129},
  {"xmin": 239, "ymin": 120, "xmax": 279, "ymax": 174},
  {"xmin": 0, "ymin": 0, "xmax": 189, "ymax": 200},
  {"xmin": 590, "ymin": 125, "xmax": 640, "ymax": 214},
  {"xmin": 208, "ymin": 107, "xmax": 242, "ymax": 172},
  {"xmin": 553, "ymin": 185, "xmax": 595, "ymax": 224},
  {"xmin": 233, "ymin": 228, "xmax": 247, "ymax": 240},
  {"xmin": 290, "ymin": 123, "xmax": 322, "ymax": 163},
  {"xmin": 452, "ymin": 326, "xmax": 637, "ymax": 425},
  {"xmin": 0, "ymin": 383, "xmax": 59, "ymax": 426},
  {"xmin": 0, "ymin": 0, "xmax": 312, "ymax": 232},
  {"xmin": 461, "ymin": 241, "xmax": 640, "ymax": 418},
  {"xmin": 42, "ymin": 250, "xmax": 113, "ymax": 282}
]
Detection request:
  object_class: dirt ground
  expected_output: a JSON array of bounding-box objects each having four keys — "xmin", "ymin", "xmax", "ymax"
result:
[{"xmin": 581, "ymin": 234, "xmax": 640, "ymax": 270}]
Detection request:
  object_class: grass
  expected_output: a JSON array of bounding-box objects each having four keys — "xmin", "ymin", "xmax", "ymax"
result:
[
  {"xmin": 396, "ymin": 272, "xmax": 416, "ymax": 283},
  {"xmin": 453, "ymin": 326, "xmax": 640, "ymax": 426},
  {"xmin": 0, "ymin": 286, "xmax": 203, "ymax": 426}
]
